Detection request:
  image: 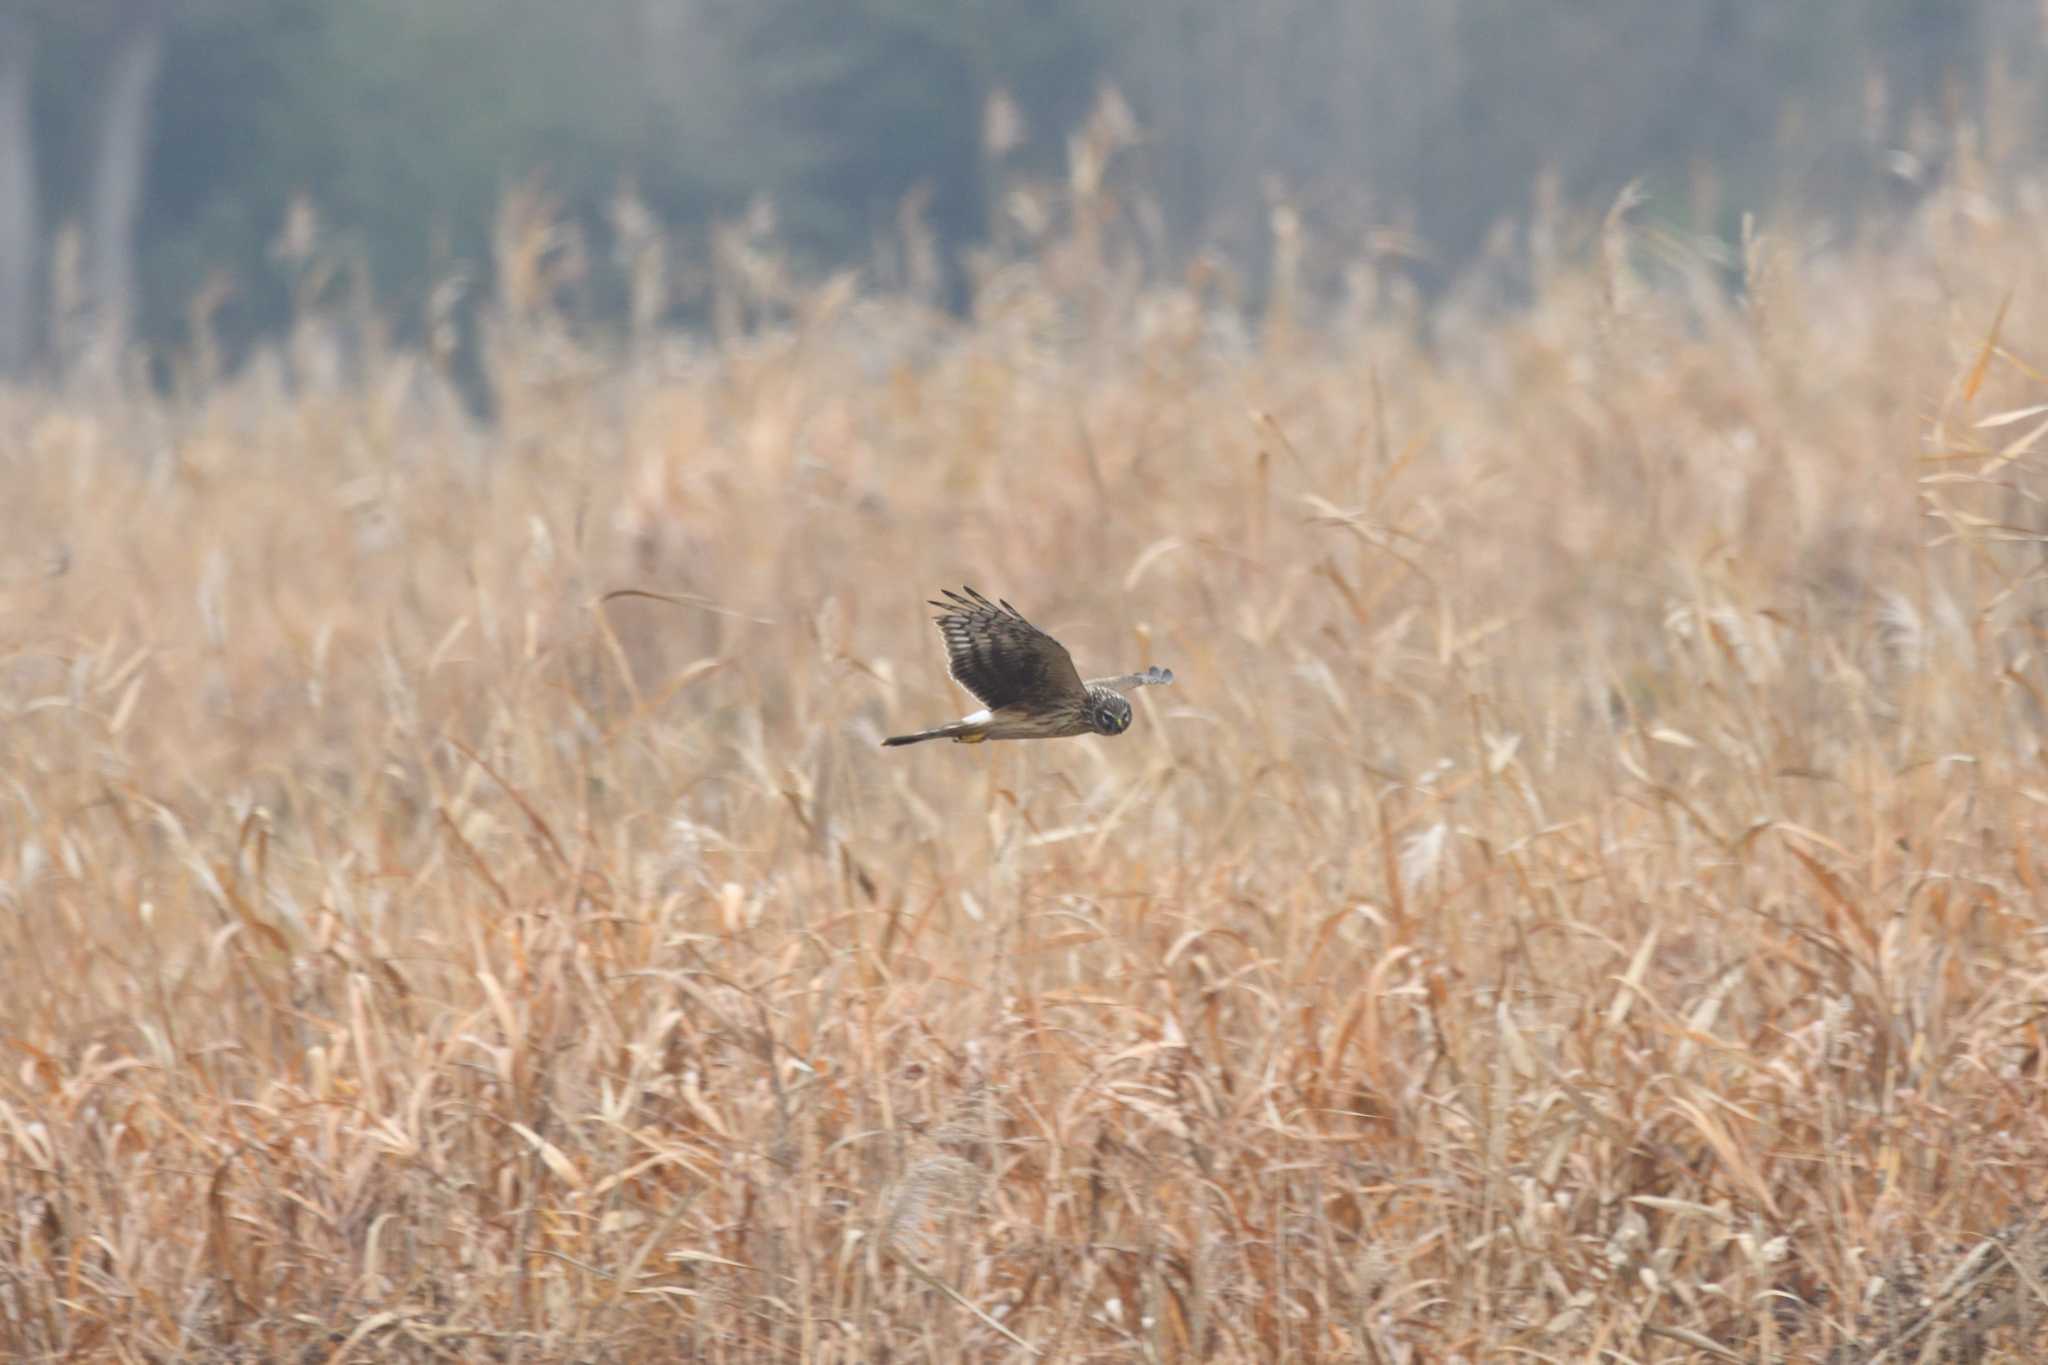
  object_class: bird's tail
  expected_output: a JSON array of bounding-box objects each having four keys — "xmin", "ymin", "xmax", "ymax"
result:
[{"xmin": 881, "ymin": 721, "xmax": 981, "ymax": 747}]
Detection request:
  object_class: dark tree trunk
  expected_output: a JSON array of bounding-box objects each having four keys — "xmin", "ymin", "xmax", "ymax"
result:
[
  {"xmin": 0, "ymin": 4, "xmax": 36, "ymax": 377},
  {"xmin": 84, "ymin": 0, "xmax": 167, "ymax": 371}
]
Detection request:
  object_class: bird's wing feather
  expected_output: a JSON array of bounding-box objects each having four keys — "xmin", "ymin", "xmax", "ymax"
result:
[
  {"xmin": 930, "ymin": 586, "xmax": 1086, "ymax": 710},
  {"xmin": 1086, "ymin": 666, "xmax": 1175, "ymax": 694}
]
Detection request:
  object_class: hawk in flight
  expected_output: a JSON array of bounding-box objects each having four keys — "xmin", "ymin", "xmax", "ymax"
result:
[{"xmin": 883, "ymin": 587, "xmax": 1174, "ymax": 747}]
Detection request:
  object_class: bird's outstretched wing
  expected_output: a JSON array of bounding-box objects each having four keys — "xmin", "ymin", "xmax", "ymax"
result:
[
  {"xmin": 930, "ymin": 586, "xmax": 1087, "ymax": 711},
  {"xmin": 1086, "ymin": 666, "xmax": 1175, "ymax": 694}
]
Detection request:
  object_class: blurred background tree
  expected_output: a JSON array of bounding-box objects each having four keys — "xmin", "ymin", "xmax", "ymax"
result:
[
  {"xmin": 0, "ymin": 0, "xmax": 2040, "ymax": 379},
  {"xmin": 0, "ymin": 1, "xmax": 35, "ymax": 374}
]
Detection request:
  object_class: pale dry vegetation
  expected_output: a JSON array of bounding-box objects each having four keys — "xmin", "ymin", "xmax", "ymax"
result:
[{"xmin": 9, "ymin": 164, "xmax": 2048, "ymax": 1362}]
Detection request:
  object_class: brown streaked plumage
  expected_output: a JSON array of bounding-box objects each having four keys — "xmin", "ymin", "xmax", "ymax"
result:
[{"xmin": 882, "ymin": 587, "xmax": 1174, "ymax": 747}]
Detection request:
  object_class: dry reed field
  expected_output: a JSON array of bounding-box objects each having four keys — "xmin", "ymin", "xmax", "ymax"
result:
[{"xmin": 10, "ymin": 173, "xmax": 2048, "ymax": 1362}]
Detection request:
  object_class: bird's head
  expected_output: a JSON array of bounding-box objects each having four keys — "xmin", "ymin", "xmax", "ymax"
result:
[{"xmin": 1091, "ymin": 691, "xmax": 1133, "ymax": 736}]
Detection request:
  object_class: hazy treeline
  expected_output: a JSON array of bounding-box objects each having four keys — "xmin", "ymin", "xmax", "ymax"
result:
[{"xmin": 0, "ymin": 0, "xmax": 2037, "ymax": 376}]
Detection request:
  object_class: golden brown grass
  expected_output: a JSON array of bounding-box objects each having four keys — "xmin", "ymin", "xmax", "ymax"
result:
[{"xmin": 7, "ymin": 173, "xmax": 2048, "ymax": 1361}]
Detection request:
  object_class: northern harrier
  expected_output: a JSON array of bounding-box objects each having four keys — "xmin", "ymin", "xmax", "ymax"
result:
[{"xmin": 882, "ymin": 587, "xmax": 1174, "ymax": 747}]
